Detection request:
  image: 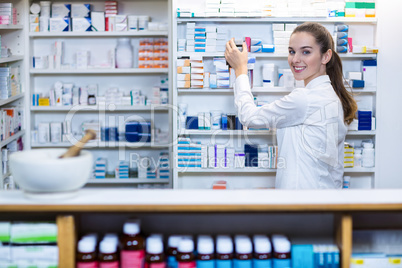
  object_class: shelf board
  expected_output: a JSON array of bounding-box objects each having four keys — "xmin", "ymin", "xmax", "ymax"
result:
[
  {"xmin": 31, "ymin": 105, "xmax": 169, "ymax": 112},
  {"xmin": 30, "ymin": 68, "xmax": 169, "ymax": 75},
  {"xmin": 0, "ymin": 94, "xmax": 25, "ymax": 106},
  {"xmin": 0, "ymin": 56, "xmax": 24, "ymax": 64},
  {"xmin": 178, "ymin": 87, "xmax": 293, "ymax": 94},
  {"xmin": 177, "ymin": 17, "xmax": 377, "ymax": 24},
  {"xmin": 344, "ymin": 167, "xmax": 375, "ymax": 173},
  {"xmin": 0, "ymin": 131, "xmax": 25, "ymax": 148},
  {"xmin": 178, "ymin": 168, "xmax": 277, "ymax": 173},
  {"xmin": 346, "ymin": 131, "xmax": 376, "ymax": 136},
  {"xmin": 179, "ymin": 167, "xmax": 375, "ymax": 173},
  {"xmin": 87, "ymin": 178, "xmax": 169, "ymax": 184},
  {"xmin": 29, "ymin": 31, "xmax": 168, "ymax": 38},
  {"xmin": 177, "ymin": 52, "xmax": 377, "ymax": 59},
  {"xmin": 0, "ymin": 25, "xmax": 23, "ymax": 30},
  {"xmin": 180, "ymin": 130, "xmax": 272, "ymax": 136},
  {"xmin": 31, "ymin": 142, "xmax": 169, "ymax": 149}
]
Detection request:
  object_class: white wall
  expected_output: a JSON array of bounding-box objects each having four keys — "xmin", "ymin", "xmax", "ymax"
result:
[{"xmin": 376, "ymin": 0, "xmax": 402, "ymax": 188}]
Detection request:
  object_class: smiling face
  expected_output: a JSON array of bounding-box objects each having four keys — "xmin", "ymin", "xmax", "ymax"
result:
[{"xmin": 288, "ymin": 32, "xmax": 331, "ymax": 86}]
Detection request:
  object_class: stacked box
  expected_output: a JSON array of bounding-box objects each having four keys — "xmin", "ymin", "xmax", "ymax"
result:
[
  {"xmin": 125, "ymin": 121, "xmax": 151, "ymax": 143},
  {"xmin": 220, "ymin": 0, "xmax": 235, "ymax": 17},
  {"xmin": 216, "ymin": 27, "xmax": 228, "ymax": 52},
  {"xmin": 153, "ymin": 38, "xmax": 168, "ymax": 68},
  {"xmin": 186, "ymin": 23, "xmax": 195, "ymax": 52},
  {"xmin": 94, "ymin": 157, "xmax": 107, "ymax": 179},
  {"xmin": 245, "ymin": 144, "xmax": 258, "ymax": 167},
  {"xmin": 344, "ymin": 143, "xmax": 354, "ymax": 168},
  {"xmin": 138, "ymin": 38, "xmax": 153, "ymax": 68},
  {"xmin": 117, "ymin": 161, "xmax": 129, "ymax": 179},
  {"xmin": 212, "ymin": 180, "xmax": 227, "ymax": 189},
  {"xmin": 194, "ymin": 26, "xmax": 206, "ymax": 52},
  {"xmin": 213, "ymin": 58, "xmax": 229, "ymax": 89},
  {"xmin": 205, "ymin": 0, "xmax": 220, "ymax": 17},
  {"xmin": 177, "ymin": 138, "xmax": 202, "ymax": 168},
  {"xmin": 0, "ymin": 67, "xmax": 10, "ymax": 100},
  {"xmin": 177, "ymin": 58, "xmax": 191, "ymax": 88},
  {"xmin": 158, "ymin": 152, "xmax": 170, "ymax": 179},
  {"xmin": 138, "ymin": 38, "xmax": 168, "ymax": 68},
  {"xmin": 272, "ymin": 23, "xmax": 293, "ymax": 54},
  {"xmin": 206, "ymin": 26, "xmax": 217, "ymax": 52},
  {"xmin": 176, "ymin": 8, "xmax": 194, "ymax": 18},
  {"xmin": 358, "ymin": 111, "xmax": 372, "ymax": 130},
  {"xmin": 335, "ymin": 24, "xmax": 349, "ymax": 53},
  {"xmin": 345, "ymin": 2, "xmax": 376, "ymax": 18},
  {"xmin": 0, "ymin": 3, "xmax": 12, "ymax": 25},
  {"xmin": 105, "ymin": 1, "xmax": 118, "ymax": 18},
  {"xmin": 292, "ymin": 244, "xmax": 340, "ymax": 268},
  {"xmin": 190, "ymin": 56, "xmax": 204, "ymax": 88}
]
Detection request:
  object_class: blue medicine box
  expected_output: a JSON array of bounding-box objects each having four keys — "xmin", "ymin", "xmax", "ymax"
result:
[
  {"xmin": 352, "ymin": 80, "xmax": 365, "ymax": 88},
  {"xmin": 125, "ymin": 132, "xmax": 139, "ymax": 142},
  {"xmin": 186, "ymin": 116, "xmax": 199, "ymax": 129}
]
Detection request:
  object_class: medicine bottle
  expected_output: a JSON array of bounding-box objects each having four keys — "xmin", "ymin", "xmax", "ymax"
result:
[
  {"xmin": 234, "ymin": 235, "xmax": 253, "ymax": 268},
  {"xmin": 362, "ymin": 143, "xmax": 375, "ymax": 168},
  {"xmin": 99, "ymin": 239, "xmax": 119, "ymax": 268},
  {"xmin": 176, "ymin": 238, "xmax": 196, "ymax": 268},
  {"xmin": 116, "ymin": 38, "xmax": 133, "ymax": 68},
  {"xmin": 253, "ymin": 235, "xmax": 272, "ymax": 268},
  {"xmin": 76, "ymin": 238, "xmax": 98, "ymax": 268},
  {"xmin": 272, "ymin": 235, "xmax": 291, "ymax": 268},
  {"xmin": 262, "ymin": 64, "xmax": 276, "ymax": 88},
  {"xmin": 354, "ymin": 148, "xmax": 362, "ymax": 168},
  {"xmin": 120, "ymin": 220, "xmax": 145, "ymax": 268},
  {"xmin": 197, "ymin": 236, "xmax": 215, "ymax": 268},
  {"xmin": 145, "ymin": 236, "xmax": 166, "ymax": 268},
  {"xmin": 343, "ymin": 176, "xmax": 351, "ymax": 189},
  {"xmin": 216, "ymin": 235, "xmax": 233, "ymax": 268},
  {"xmin": 167, "ymin": 235, "xmax": 181, "ymax": 268}
]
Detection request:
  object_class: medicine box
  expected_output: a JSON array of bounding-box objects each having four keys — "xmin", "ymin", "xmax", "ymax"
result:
[
  {"xmin": 50, "ymin": 18, "xmax": 70, "ymax": 32},
  {"xmin": 91, "ymin": 12, "xmax": 105, "ymax": 31},
  {"xmin": 51, "ymin": 4, "xmax": 71, "ymax": 18},
  {"xmin": 72, "ymin": 18, "xmax": 91, "ymax": 32},
  {"xmin": 71, "ymin": 4, "xmax": 90, "ymax": 18}
]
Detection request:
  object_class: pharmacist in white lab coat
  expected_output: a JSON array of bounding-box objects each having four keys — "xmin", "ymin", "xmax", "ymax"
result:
[{"xmin": 225, "ymin": 22, "xmax": 358, "ymax": 189}]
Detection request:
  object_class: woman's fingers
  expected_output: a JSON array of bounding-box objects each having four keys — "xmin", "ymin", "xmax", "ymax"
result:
[{"xmin": 242, "ymin": 42, "xmax": 247, "ymax": 54}]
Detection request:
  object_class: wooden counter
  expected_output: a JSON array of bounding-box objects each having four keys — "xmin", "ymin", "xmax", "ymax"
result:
[{"xmin": 1, "ymin": 189, "xmax": 402, "ymax": 268}]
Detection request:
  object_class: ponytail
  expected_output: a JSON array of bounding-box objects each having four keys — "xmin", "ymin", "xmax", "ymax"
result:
[
  {"xmin": 293, "ymin": 22, "xmax": 358, "ymax": 125},
  {"xmin": 327, "ymin": 51, "xmax": 358, "ymax": 125}
]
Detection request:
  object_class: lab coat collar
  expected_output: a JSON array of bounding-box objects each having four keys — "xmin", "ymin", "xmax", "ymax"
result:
[{"xmin": 305, "ymin": 75, "xmax": 331, "ymax": 89}]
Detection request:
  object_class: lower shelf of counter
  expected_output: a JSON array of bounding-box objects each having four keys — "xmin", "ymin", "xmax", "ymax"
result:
[
  {"xmin": 178, "ymin": 167, "xmax": 375, "ymax": 173},
  {"xmin": 87, "ymin": 178, "xmax": 169, "ymax": 184}
]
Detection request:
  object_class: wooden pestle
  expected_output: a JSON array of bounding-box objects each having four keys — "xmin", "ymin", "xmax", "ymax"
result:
[{"xmin": 59, "ymin": 129, "xmax": 97, "ymax": 158}]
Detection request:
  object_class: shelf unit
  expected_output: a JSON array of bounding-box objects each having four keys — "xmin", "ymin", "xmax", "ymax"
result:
[
  {"xmin": 27, "ymin": 0, "xmax": 173, "ymax": 188},
  {"xmin": 0, "ymin": 0, "xmax": 28, "ymax": 190},
  {"xmin": 87, "ymin": 178, "xmax": 169, "ymax": 184},
  {"xmin": 172, "ymin": 0, "xmax": 378, "ymax": 189}
]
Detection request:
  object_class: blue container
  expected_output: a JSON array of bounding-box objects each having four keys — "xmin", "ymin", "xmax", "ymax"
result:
[
  {"xmin": 253, "ymin": 259, "xmax": 272, "ymax": 268},
  {"xmin": 273, "ymin": 259, "xmax": 291, "ymax": 268},
  {"xmin": 197, "ymin": 260, "xmax": 215, "ymax": 268},
  {"xmin": 234, "ymin": 259, "xmax": 252, "ymax": 268},
  {"xmin": 125, "ymin": 132, "xmax": 139, "ymax": 142},
  {"xmin": 167, "ymin": 256, "xmax": 178, "ymax": 268},
  {"xmin": 138, "ymin": 133, "xmax": 151, "ymax": 142},
  {"xmin": 216, "ymin": 259, "xmax": 233, "ymax": 268},
  {"xmin": 125, "ymin": 121, "xmax": 139, "ymax": 133},
  {"xmin": 186, "ymin": 116, "xmax": 199, "ymax": 129}
]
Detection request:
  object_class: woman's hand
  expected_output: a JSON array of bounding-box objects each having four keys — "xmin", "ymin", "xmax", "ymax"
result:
[{"xmin": 224, "ymin": 38, "xmax": 248, "ymax": 77}]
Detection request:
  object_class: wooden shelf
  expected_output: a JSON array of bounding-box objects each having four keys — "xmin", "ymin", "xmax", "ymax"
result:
[
  {"xmin": 31, "ymin": 105, "xmax": 169, "ymax": 112},
  {"xmin": 29, "ymin": 31, "xmax": 168, "ymax": 38},
  {"xmin": 0, "ymin": 94, "xmax": 24, "ymax": 107},
  {"xmin": 0, "ymin": 131, "xmax": 25, "ymax": 148},
  {"xmin": 30, "ymin": 68, "xmax": 168, "ymax": 75},
  {"xmin": 0, "ymin": 55, "xmax": 24, "ymax": 64}
]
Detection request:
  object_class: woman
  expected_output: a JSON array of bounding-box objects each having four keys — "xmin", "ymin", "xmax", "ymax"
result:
[{"xmin": 225, "ymin": 22, "xmax": 357, "ymax": 189}]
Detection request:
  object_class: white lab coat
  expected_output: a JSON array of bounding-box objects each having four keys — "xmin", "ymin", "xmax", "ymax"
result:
[{"xmin": 234, "ymin": 75, "xmax": 347, "ymax": 189}]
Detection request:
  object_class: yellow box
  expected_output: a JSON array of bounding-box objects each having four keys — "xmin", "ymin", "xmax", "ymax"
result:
[{"xmin": 38, "ymin": 98, "xmax": 50, "ymax": 106}]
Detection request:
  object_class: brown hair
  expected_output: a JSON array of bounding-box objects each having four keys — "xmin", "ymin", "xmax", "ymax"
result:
[{"xmin": 292, "ymin": 22, "xmax": 357, "ymax": 125}]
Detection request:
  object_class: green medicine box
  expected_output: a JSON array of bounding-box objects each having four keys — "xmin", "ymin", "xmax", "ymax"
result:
[{"xmin": 0, "ymin": 222, "xmax": 11, "ymax": 243}]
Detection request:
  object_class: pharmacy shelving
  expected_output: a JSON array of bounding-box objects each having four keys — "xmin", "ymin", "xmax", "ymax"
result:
[
  {"xmin": 177, "ymin": 17, "xmax": 377, "ymax": 24},
  {"xmin": 31, "ymin": 142, "xmax": 169, "ymax": 149},
  {"xmin": 25, "ymin": 0, "xmax": 173, "ymax": 189},
  {"xmin": 0, "ymin": 25, "xmax": 23, "ymax": 30},
  {"xmin": 0, "ymin": 0, "xmax": 29, "ymax": 190},
  {"xmin": 172, "ymin": 0, "xmax": 378, "ymax": 189},
  {"xmin": 0, "ymin": 131, "xmax": 25, "ymax": 148},
  {"xmin": 29, "ymin": 31, "xmax": 168, "ymax": 38},
  {"xmin": 0, "ymin": 56, "xmax": 24, "ymax": 64},
  {"xmin": 178, "ymin": 168, "xmax": 277, "ymax": 173},
  {"xmin": 30, "ymin": 105, "xmax": 170, "ymax": 112},
  {"xmin": 177, "ymin": 51, "xmax": 378, "ymax": 59},
  {"xmin": 29, "ymin": 68, "xmax": 169, "ymax": 75},
  {"xmin": 87, "ymin": 178, "xmax": 169, "ymax": 184}
]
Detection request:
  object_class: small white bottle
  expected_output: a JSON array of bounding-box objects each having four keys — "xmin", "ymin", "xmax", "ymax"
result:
[
  {"xmin": 343, "ymin": 176, "xmax": 350, "ymax": 189},
  {"xmin": 362, "ymin": 143, "xmax": 375, "ymax": 168},
  {"xmin": 282, "ymin": 69, "xmax": 295, "ymax": 89},
  {"xmin": 354, "ymin": 148, "xmax": 362, "ymax": 168},
  {"xmin": 115, "ymin": 38, "xmax": 133, "ymax": 68},
  {"xmin": 262, "ymin": 64, "xmax": 275, "ymax": 88}
]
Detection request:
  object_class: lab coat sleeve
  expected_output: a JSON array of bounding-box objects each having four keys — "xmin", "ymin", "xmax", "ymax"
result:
[{"xmin": 234, "ymin": 74, "xmax": 309, "ymax": 129}]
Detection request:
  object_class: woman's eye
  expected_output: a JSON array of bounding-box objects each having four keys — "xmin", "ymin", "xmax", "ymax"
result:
[
  {"xmin": 303, "ymin": 51, "xmax": 311, "ymax": 55},
  {"xmin": 289, "ymin": 51, "xmax": 295, "ymax": 54}
]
